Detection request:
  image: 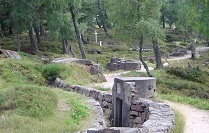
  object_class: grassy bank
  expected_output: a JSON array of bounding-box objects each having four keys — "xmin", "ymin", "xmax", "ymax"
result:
[
  {"xmin": 0, "ymin": 56, "xmax": 97, "ymax": 132},
  {"xmin": 171, "ymin": 109, "xmax": 185, "ymax": 133},
  {"xmin": 0, "ymin": 89, "xmax": 92, "ymax": 133},
  {"xmin": 122, "ymin": 66, "xmax": 209, "ymax": 110}
]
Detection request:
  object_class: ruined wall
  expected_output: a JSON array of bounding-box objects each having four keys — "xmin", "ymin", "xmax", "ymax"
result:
[
  {"xmin": 54, "ymin": 78, "xmax": 174, "ymax": 133},
  {"xmin": 106, "ymin": 58, "xmax": 141, "ymax": 71}
]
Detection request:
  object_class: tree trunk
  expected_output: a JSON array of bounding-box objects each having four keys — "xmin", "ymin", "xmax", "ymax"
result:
[
  {"xmin": 0, "ymin": 23, "xmax": 3, "ymax": 37},
  {"xmin": 191, "ymin": 31, "xmax": 198, "ymax": 59},
  {"xmin": 206, "ymin": 39, "xmax": 209, "ymax": 47},
  {"xmin": 152, "ymin": 39, "xmax": 163, "ymax": 69},
  {"xmin": 139, "ymin": 35, "xmax": 152, "ymax": 77},
  {"xmin": 183, "ymin": 33, "xmax": 189, "ymax": 43},
  {"xmin": 97, "ymin": 0, "xmax": 109, "ymax": 37},
  {"xmin": 162, "ymin": 15, "xmax": 165, "ymax": 28},
  {"xmin": 9, "ymin": 27, "xmax": 14, "ymax": 38},
  {"xmin": 62, "ymin": 39, "xmax": 67, "ymax": 54},
  {"xmin": 81, "ymin": 34, "xmax": 89, "ymax": 44},
  {"xmin": 96, "ymin": 16, "xmax": 102, "ymax": 28},
  {"xmin": 17, "ymin": 28, "xmax": 21, "ymax": 52},
  {"xmin": 65, "ymin": 40, "xmax": 75, "ymax": 58},
  {"xmin": 29, "ymin": 27, "xmax": 38, "ymax": 53},
  {"xmin": 40, "ymin": 23, "xmax": 44, "ymax": 36},
  {"xmin": 34, "ymin": 26, "xmax": 41, "ymax": 44},
  {"xmin": 191, "ymin": 42, "xmax": 195, "ymax": 59},
  {"xmin": 70, "ymin": 7, "xmax": 86, "ymax": 59},
  {"xmin": 169, "ymin": 23, "xmax": 172, "ymax": 29}
]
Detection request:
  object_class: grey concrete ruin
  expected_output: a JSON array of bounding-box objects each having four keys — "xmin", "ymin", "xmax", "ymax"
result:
[
  {"xmin": 54, "ymin": 77, "xmax": 174, "ymax": 133},
  {"xmin": 112, "ymin": 77, "xmax": 156, "ymax": 128},
  {"xmin": 106, "ymin": 58, "xmax": 141, "ymax": 71}
]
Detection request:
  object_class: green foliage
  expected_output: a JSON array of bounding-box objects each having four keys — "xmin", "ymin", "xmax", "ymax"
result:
[
  {"xmin": 165, "ymin": 29, "xmax": 183, "ymax": 42},
  {"xmin": 170, "ymin": 109, "xmax": 185, "ymax": 133},
  {"xmin": 41, "ymin": 63, "xmax": 62, "ymax": 81},
  {"xmin": 0, "ymin": 59, "xmax": 45, "ymax": 86},
  {"xmin": 67, "ymin": 99, "xmax": 89, "ymax": 124},
  {"xmin": 161, "ymin": 0, "xmax": 179, "ymax": 28},
  {"xmin": 123, "ymin": 69, "xmax": 209, "ymax": 107},
  {"xmin": 0, "ymin": 86, "xmax": 58, "ymax": 120},
  {"xmin": 166, "ymin": 67, "xmax": 209, "ymax": 83},
  {"xmin": 0, "ymin": 90, "xmax": 92, "ymax": 133},
  {"xmin": 159, "ymin": 93, "xmax": 209, "ymax": 110},
  {"xmin": 96, "ymin": 86, "xmax": 111, "ymax": 91},
  {"xmin": 107, "ymin": 0, "xmax": 164, "ymax": 41},
  {"xmin": 0, "ymin": 93, "xmax": 4, "ymax": 108}
]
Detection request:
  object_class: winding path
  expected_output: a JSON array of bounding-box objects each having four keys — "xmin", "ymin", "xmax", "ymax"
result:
[
  {"xmin": 97, "ymin": 46, "xmax": 209, "ymax": 133},
  {"xmin": 164, "ymin": 101, "xmax": 209, "ymax": 133},
  {"xmin": 167, "ymin": 46, "xmax": 209, "ymax": 61},
  {"xmin": 99, "ymin": 72, "xmax": 209, "ymax": 133}
]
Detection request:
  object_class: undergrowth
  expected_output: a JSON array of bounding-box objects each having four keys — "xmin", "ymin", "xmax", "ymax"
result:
[
  {"xmin": 170, "ymin": 109, "xmax": 185, "ymax": 133},
  {"xmin": 0, "ymin": 89, "xmax": 91, "ymax": 133},
  {"xmin": 0, "ymin": 56, "xmax": 95, "ymax": 133},
  {"xmin": 166, "ymin": 67, "xmax": 209, "ymax": 84},
  {"xmin": 67, "ymin": 99, "xmax": 89, "ymax": 124},
  {"xmin": 0, "ymin": 86, "xmax": 58, "ymax": 120},
  {"xmin": 122, "ymin": 69, "xmax": 209, "ymax": 109}
]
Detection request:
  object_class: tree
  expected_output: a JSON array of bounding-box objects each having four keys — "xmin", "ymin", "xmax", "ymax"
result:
[
  {"xmin": 60, "ymin": 14, "xmax": 75, "ymax": 57},
  {"xmin": 69, "ymin": 1, "xmax": 86, "ymax": 59},
  {"xmin": 10, "ymin": 0, "xmax": 32, "ymax": 51},
  {"xmin": 0, "ymin": 23, "xmax": 3, "ymax": 37},
  {"xmin": 107, "ymin": 0, "xmax": 164, "ymax": 76},
  {"xmin": 160, "ymin": 3, "xmax": 167, "ymax": 28},
  {"xmin": 191, "ymin": 0, "xmax": 209, "ymax": 46},
  {"xmin": 97, "ymin": 0, "xmax": 110, "ymax": 37},
  {"xmin": 160, "ymin": 0, "xmax": 179, "ymax": 29}
]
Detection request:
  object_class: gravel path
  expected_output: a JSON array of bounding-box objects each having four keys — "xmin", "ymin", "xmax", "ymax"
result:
[
  {"xmin": 164, "ymin": 101, "xmax": 209, "ymax": 133},
  {"xmin": 100, "ymin": 72, "xmax": 209, "ymax": 133},
  {"xmin": 99, "ymin": 72, "xmax": 209, "ymax": 133},
  {"xmin": 167, "ymin": 46, "xmax": 209, "ymax": 61},
  {"xmin": 95, "ymin": 46, "xmax": 209, "ymax": 133}
]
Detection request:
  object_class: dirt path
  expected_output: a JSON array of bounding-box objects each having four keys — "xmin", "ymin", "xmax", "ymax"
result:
[
  {"xmin": 168, "ymin": 46, "xmax": 209, "ymax": 61},
  {"xmin": 98, "ymin": 71, "xmax": 209, "ymax": 133},
  {"xmin": 164, "ymin": 101, "xmax": 209, "ymax": 133},
  {"xmin": 95, "ymin": 46, "xmax": 209, "ymax": 133}
]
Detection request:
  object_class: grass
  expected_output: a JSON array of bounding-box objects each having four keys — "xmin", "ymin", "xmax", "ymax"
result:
[
  {"xmin": 66, "ymin": 99, "xmax": 89, "ymax": 124},
  {"xmin": 0, "ymin": 89, "xmax": 92, "ymax": 133},
  {"xmin": 0, "ymin": 56, "xmax": 96, "ymax": 133},
  {"xmin": 159, "ymin": 93, "xmax": 209, "ymax": 110},
  {"xmin": 96, "ymin": 86, "xmax": 111, "ymax": 91},
  {"xmin": 0, "ymin": 86, "xmax": 58, "ymax": 120},
  {"xmin": 170, "ymin": 109, "xmax": 185, "ymax": 133},
  {"xmin": 122, "ymin": 69, "xmax": 209, "ymax": 110}
]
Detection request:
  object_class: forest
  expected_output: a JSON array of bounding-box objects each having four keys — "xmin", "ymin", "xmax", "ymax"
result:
[
  {"xmin": 0, "ymin": 0, "xmax": 209, "ymax": 133},
  {"xmin": 0, "ymin": 0, "xmax": 209, "ymax": 55}
]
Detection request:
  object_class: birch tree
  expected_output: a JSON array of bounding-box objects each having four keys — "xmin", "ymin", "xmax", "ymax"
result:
[{"xmin": 107, "ymin": 0, "xmax": 164, "ymax": 76}]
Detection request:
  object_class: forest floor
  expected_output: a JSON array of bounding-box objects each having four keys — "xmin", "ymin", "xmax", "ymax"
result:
[{"xmin": 95, "ymin": 46, "xmax": 209, "ymax": 133}]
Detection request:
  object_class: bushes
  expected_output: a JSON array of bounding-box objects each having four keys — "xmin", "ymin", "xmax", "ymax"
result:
[
  {"xmin": 41, "ymin": 63, "xmax": 62, "ymax": 81},
  {"xmin": 0, "ymin": 86, "xmax": 58, "ymax": 120},
  {"xmin": 166, "ymin": 67, "xmax": 209, "ymax": 83}
]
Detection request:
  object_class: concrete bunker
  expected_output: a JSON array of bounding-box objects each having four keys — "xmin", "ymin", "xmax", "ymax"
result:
[
  {"xmin": 112, "ymin": 77, "xmax": 156, "ymax": 128},
  {"xmin": 54, "ymin": 77, "xmax": 174, "ymax": 133}
]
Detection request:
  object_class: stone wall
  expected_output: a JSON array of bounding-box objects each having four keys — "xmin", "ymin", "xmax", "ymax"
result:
[
  {"xmin": 106, "ymin": 58, "xmax": 141, "ymax": 71},
  {"xmin": 54, "ymin": 78, "xmax": 174, "ymax": 133},
  {"xmin": 130, "ymin": 101, "xmax": 150, "ymax": 128}
]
